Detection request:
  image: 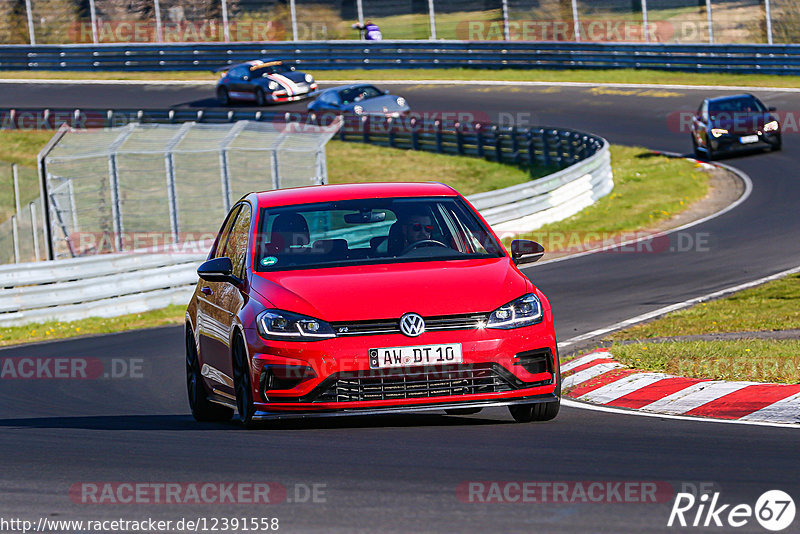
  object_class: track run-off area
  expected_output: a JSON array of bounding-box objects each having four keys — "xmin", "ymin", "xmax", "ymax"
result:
[{"xmin": 1, "ymin": 80, "xmax": 799, "ymax": 533}]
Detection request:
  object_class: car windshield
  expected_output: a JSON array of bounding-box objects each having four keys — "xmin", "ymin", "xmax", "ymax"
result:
[
  {"xmin": 339, "ymin": 86, "xmax": 383, "ymax": 104},
  {"xmin": 255, "ymin": 197, "xmax": 504, "ymax": 272},
  {"xmin": 708, "ymin": 96, "xmax": 766, "ymax": 117},
  {"xmin": 251, "ymin": 63, "xmax": 293, "ymax": 76}
]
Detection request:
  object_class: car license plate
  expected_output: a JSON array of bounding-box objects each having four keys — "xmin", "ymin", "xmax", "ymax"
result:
[
  {"xmin": 740, "ymin": 135, "xmax": 759, "ymax": 144},
  {"xmin": 369, "ymin": 343, "xmax": 463, "ymax": 369}
]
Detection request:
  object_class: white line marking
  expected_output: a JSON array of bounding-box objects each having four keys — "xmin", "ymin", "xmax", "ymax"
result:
[
  {"xmin": 532, "ymin": 158, "xmax": 754, "ymax": 269},
  {"xmin": 639, "ymin": 381, "xmax": 755, "ymax": 415},
  {"xmin": 560, "ymin": 350, "xmax": 610, "ymax": 372},
  {"xmin": 579, "ymin": 372, "xmax": 672, "ymax": 405},
  {"xmin": 740, "ymin": 391, "xmax": 800, "ymax": 423},
  {"xmin": 557, "ymin": 263, "xmax": 800, "ymax": 349},
  {"xmin": 561, "ymin": 362, "xmax": 624, "ymax": 390},
  {"xmin": 562, "ymin": 398, "xmax": 800, "ymax": 428},
  {"xmin": 5, "ymin": 78, "xmax": 800, "ymax": 93}
]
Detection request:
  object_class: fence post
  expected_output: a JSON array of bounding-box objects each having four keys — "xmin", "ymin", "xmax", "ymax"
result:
[
  {"xmin": 153, "ymin": 0, "xmax": 163, "ymax": 42},
  {"xmin": 105, "ymin": 125, "xmax": 136, "ymax": 252},
  {"xmin": 765, "ymin": 0, "xmax": 773, "ymax": 45},
  {"xmin": 428, "ymin": 0, "xmax": 437, "ymax": 40},
  {"xmin": 11, "ymin": 215, "xmax": 19, "ymax": 264},
  {"xmin": 290, "ymin": 0, "xmax": 299, "ymax": 41},
  {"xmin": 706, "ymin": 0, "xmax": 713, "ymax": 44},
  {"xmin": 641, "ymin": 0, "xmax": 649, "ymax": 43},
  {"xmin": 501, "ymin": 0, "xmax": 510, "ymax": 41},
  {"xmin": 37, "ymin": 124, "xmax": 69, "ymax": 261},
  {"xmin": 221, "ymin": 0, "xmax": 231, "ymax": 42},
  {"xmin": 86, "ymin": 0, "xmax": 98, "ymax": 44},
  {"xmin": 219, "ymin": 120, "xmax": 247, "ymax": 213},
  {"xmin": 24, "ymin": 0, "xmax": 35, "ymax": 45},
  {"xmin": 30, "ymin": 202, "xmax": 40, "ymax": 261},
  {"xmin": 571, "ymin": 0, "xmax": 580, "ymax": 42},
  {"xmin": 270, "ymin": 149, "xmax": 280, "ymax": 189},
  {"xmin": 12, "ymin": 164, "xmax": 21, "ymax": 216},
  {"xmin": 356, "ymin": 0, "xmax": 365, "ymax": 39},
  {"xmin": 164, "ymin": 122, "xmax": 193, "ymax": 244}
]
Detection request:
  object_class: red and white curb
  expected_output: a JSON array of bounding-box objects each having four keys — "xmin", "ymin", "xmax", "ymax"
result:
[{"xmin": 562, "ymin": 349, "xmax": 800, "ymax": 424}]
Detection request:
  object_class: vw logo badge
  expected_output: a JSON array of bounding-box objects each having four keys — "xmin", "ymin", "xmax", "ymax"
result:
[{"xmin": 399, "ymin": 313, "xmax": 425, "ymax": 337}]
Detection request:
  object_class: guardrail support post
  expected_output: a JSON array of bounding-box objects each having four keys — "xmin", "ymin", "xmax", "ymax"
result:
[
  {"xmin": 455, "ymin": 123, "xmax": 464, "ymax": 155},
  {"xmin": 435, "ymin": 121, "xmax": 443, "ymax": 153},
  {"xmin": 493, "ymin": 125, "xmax": 503, "ymax": 162},
  {"xmin": 361, "ymin": 116, "xmax": 370, "ymax": 144},
  {"xmin": 476, "ymin": 124, "xmax": 484, "ymax": 159},
  {"xmin": 527, "ymin": 130, "xmax": 537, "ymax": 176},
  {"xmin": 411, "ymin": 118, "xmax": 419, "ymax": 150},
  {"xmin": 540, "ymin": 129, "xmax": 551, "ymax": 168},
  {"xmin": 387, "ymin": 118, "xmax": 396, "ymax": 148},
  {"xmin": 510, "ymin": 127, "xmax": 519, "ymax": 164}
]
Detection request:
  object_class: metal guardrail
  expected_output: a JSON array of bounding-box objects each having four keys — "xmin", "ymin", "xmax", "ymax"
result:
[
  {"xmin": 0, "ymin": 107, "xmax": 612, "ymax": 326},
  {"xmin": 2, "ymin": 41, "xmax": 800, "ymax": 75}
]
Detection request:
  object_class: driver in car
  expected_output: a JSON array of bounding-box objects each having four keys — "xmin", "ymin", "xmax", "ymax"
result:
[{"xmin": 401, "ymin": 212, "xmax": 434, "ymax": 249}]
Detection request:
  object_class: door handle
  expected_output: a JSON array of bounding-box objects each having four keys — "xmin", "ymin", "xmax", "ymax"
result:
[{"xmin": 200, "ymin": 286, "xmax": 213, "ymax": 296}]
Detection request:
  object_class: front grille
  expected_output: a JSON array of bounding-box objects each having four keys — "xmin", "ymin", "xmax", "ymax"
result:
[
  {"xmin": 314, "ymin": 364, "xmax": 514, "ymax": 403},
  {"xmin": 330, "ymin": 313, "xmax": 489, "ymax": 337}
]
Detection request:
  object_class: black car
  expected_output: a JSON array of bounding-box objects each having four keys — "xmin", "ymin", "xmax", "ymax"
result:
[
  {"xmin": 308, "ymin": 84, "xmax": 410, "ymax": 117},
  {"xmin": 691, "ymin": 94, "xmax": 781, "ymax": 160},
  {"xmin": 216, "ymin": 59, "xmax": 318, "ymax": 106}
]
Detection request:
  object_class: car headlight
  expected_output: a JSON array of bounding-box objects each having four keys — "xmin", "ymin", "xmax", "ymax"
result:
[
  {"xmin": 353, "ymin": 105, "xmax": 364, "ymax": 115},
  {"xmin": 764, "ymin": 120, "xmax": 779, "ymax": 132},
  {"xmin": 257, "ymin": 310, "xmax": 335, "ymax": 341},
  {"xmin": 305, "ymin": 74, "xmax": 313, "ymax": 83},
  {"xmin": 486, "ymin": 294, "xmax": 543, "ymax": 329},
  {"xmin": 268, "ymin": 80, "xmax": 279, "ymax": 91},
  {"xmin": 710, "ymin": 128, "xmax": 728, "ymax": 138},
  {"xmin": 396, "ymin": 97, "xmax": 406, "ymax": 107}
]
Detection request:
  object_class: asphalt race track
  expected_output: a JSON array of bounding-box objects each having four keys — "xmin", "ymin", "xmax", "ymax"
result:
[{"xmin": 1, "ymin": 80, "xmax": 799, "ymax": 533}]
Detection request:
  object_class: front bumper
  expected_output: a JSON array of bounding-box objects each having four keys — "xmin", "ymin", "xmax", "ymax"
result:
[
  {"xmin": 250, "ymin": 393, "xmax": 559, "ymax": 420},
  {"xmin": 711, "ymin": 131, "xmax": 781, "ymax": 153},
  {"xmin": 240, "ymin": 323, "xmax": 558, "ymax": 414}
]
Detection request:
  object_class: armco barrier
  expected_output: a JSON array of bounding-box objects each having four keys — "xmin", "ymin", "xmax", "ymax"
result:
[
  {"xmin": 0, "ymin": 108, "xmax": 611, "ymax": 326},
  {"xmin": 2, "ymin": 41, "xmax": 800, "ymax": 75}
]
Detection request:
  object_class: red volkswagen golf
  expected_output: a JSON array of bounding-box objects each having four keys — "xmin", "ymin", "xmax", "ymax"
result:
[{"xmin": 186, "ymin": 182, "xmax": 560, "ymax": 427}]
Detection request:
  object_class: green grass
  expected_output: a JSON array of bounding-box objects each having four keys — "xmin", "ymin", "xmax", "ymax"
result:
[
  {"xmin": 0, "ymin": 131, "xmax": 53, "ymax": 221},
  {"xmin": 326, "ymin": 140, "xmax": 554, "ymax": 196},
  {"xmin": 511, "ymin": 146, "xmax": 708, "ymax": 252},
  {"xmin": 0, "ymin": 305, "xmax": 186, "ymax": 347},
  {"xmin": 610, "ymin": 274, "xmax": 800, "ymax": 340},
  {"xmin": 4, "ymin": 67, "xmax": 800, "ymax": 89},
  {"xmin": 611, "ymin": 340, "xmax": 800, "ymax": 384}
]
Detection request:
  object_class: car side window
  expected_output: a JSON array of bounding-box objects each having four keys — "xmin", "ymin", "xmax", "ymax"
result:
[
  {"xmin": 321, "ymin": 91, "xmax": 339, "ymax": 105},
  {"xmin": 213, "ymin": 205, "xmax": 241, "ymax": 260},
  {"xmin": 222, "ymin": 203, "xmax": 252, "ymax": 279}
]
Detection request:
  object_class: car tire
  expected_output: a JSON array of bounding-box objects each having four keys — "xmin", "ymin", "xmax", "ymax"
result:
[
  {"xmin": 256, "ymin": 88, "xmax": 268, "ymax": 107},
  {"xmin": 186, "ymin": 328, "xmax": 234, "ymax": 422},
  {"xmin": 692, "ymin": 135, "xmax": 703, "ymax": 160},
  {"xmin": 508, "ymin": 352, "xmax": 561, "ymax": 423},
  {"xmin": 445, "ymin": 408, "xmax": 483, "ymax": 416},
  {"xmin": 217, "ymin": 86, "xmax": 230, "ymax": 106},
  {"xmin": 232, "ymin": 335, "xmax": 257, "ymax": 428}
]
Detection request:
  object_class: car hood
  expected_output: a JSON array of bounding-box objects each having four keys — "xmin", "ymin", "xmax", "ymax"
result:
[
  {"xmin": 250, "ymin": 258, "xmax": 528, "ymax": 321},
  {"xmin": 345, "ymin": 94, "xmax": 409, "ymax": 113}
]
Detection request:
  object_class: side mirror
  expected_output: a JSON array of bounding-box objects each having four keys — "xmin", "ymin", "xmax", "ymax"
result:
[
  {"xmin": 384, "ymin": 89, "xmax": 390, "ymax": 95},
  {"xmin": 198, "ymin": 257, "xmax": 242, "ymax": 284},
  {"xmin": 510, "ymin": 240, "xmax": 545, "ymax": 265}
]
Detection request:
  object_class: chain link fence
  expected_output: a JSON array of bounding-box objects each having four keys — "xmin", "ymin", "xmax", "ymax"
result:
[
  {"xmin": 0, "ymin": 0, "xmax": 797, "ymax": 45},
  {"xmin": 0, "ymin": 119, "xmax": 340, "ymax": 263}
]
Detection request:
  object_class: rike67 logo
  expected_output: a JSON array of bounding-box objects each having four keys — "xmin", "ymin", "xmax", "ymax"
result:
[{"xmin": 668, "ymin": 490, "xmax": 795, "ymax": 531}]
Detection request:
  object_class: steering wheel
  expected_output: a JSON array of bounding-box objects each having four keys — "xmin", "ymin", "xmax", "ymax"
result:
[{"xmin": 401, "ymin": 239, "xmax": 448, "ymax": 255}]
